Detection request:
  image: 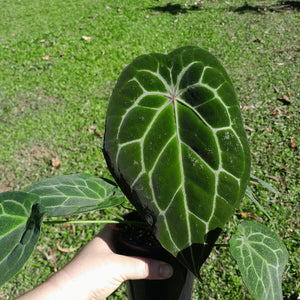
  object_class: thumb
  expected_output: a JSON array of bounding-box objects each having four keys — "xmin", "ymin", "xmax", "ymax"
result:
[{"xmin": 116, "ymin": 255, "xmax": 174, "ymax": 281}]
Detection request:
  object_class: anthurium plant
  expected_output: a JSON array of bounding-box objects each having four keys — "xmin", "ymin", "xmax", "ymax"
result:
[{"xmin": 0, "ymin": 46, "xmax": 288, "ymax": 299}]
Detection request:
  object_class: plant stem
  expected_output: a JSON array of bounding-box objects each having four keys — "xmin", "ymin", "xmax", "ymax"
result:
[
  {"xmin": 43, "ymin": 219, "xmax": 147, "ymax": 227},
  {"xmin": 43, "ymin": 219, "xmax": 120, "ymax": 225},
  {"xmin": 214, "ymin": 243, "xmax": 229, "ymax": 247}
]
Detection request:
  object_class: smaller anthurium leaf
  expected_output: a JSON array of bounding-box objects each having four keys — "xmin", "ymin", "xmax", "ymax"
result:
[
  {"xmin": 0, "ymin": 191, "xmax": 44, "ymax": 286},
  {"xmin": 230, "ymin": 221, "xmax": 288, "ymax": 300},
  {"xmin": 24, "ymin": 173, "xmax": 125, "ymax": 217}
]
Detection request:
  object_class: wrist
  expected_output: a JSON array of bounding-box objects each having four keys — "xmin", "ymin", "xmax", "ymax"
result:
[{"xmin": 17, "ymin": 273, "xmax": 67, "ymax": 300}]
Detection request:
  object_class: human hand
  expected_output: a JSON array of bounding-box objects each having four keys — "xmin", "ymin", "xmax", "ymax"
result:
[{"xmin": 18, "ymin": 224, "xmax": 173, "ymax": 300}]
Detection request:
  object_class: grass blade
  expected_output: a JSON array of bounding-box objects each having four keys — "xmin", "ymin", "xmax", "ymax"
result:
[
  {"xmin": 245, "ymin": 186, "xmax": 271, "ymax": 219},
  {"xmin": 250, "ymin": 174, "xmax": 277, "ymax": 194}
]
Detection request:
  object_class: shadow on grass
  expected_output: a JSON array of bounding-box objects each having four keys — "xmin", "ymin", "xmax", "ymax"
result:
[
  {"xmin": 284, "ymin": 293, "xmax": 299, "ymax": 300},
  {"xmin": 148, "ymin": 1, "xmax": 299, "ymax": 15},
  {"xmin": 233, "ymin": 1, "xmax": 299, "ymax": 14},
  {"xmin": 147, "ymin": 2, "xmax": 202, "ymax": 15}
]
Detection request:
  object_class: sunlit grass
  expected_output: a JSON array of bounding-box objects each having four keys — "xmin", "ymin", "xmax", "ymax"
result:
[{"xmin": 0, "ymin": 0, "xmax": 299, "ymax": 298}]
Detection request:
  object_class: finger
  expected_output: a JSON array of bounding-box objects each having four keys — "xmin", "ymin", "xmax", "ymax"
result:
[
  {"xmin": 146, "ymin": 259, "xmax": 174, "ymax": 280},
  {"xmin": 117, "ymin": 256, "xmax": 173, "ymax": 281}
]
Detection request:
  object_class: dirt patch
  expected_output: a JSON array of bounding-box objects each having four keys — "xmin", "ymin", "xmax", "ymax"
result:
[
  {"xmin": 0, "ymin": 181, "xmax": 12, "ymax": 193},
  {"xmin": 0, "ymin": 143, "xmax": 57, "ymax": 190},
  {"xmin": 13, "ymin": 90, "xmax": 59, "ymax": 115},
  {"xmin": 22, "ymin": 144, "xmax": 55, "ymax": 161},
  {"xmin": 15, "ymin": 144, "xmax": 57, "ymax": 180}
]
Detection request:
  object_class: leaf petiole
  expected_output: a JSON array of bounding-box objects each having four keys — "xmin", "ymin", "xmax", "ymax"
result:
[
  {"xmin": 43, "ymin": 219, "xmax": 148, "ymax": 227},
  {"xmin": 43, "ymin": 219, "xmax": 120, "ymax": 225},
  {"xmin": 214, "ymin": 243, "xmax": 230, "ymax": 247}
]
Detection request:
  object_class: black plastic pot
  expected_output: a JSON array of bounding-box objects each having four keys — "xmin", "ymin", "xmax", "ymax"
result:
[{"xmin": 112, "ymin": 212, "xmax": 194, "ymax": 300}]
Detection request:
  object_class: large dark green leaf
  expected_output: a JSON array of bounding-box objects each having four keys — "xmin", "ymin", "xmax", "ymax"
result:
[
  {"xmin": 0, "ymin": 191, "xmax": 44, "ymax": 286},
  {"xmin": 24, "ymin": 173, "xmax": 125, "ymax": 217},
  {"xmin": 103, "ymin": 46, "xmax": 251, "ymax": 276},
  {"xmin": 230, "ymin": 221, "xmax": 288, "ymax": 300}
]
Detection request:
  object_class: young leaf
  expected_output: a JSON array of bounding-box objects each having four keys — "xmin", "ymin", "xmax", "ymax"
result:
[
  {"xmin": 230, "ymin": 221, "xmax": 288, "ymax": 300},
  {"xmin": 0, "ymin": 191, "xmax": 44, "ymax": 286},
  {"xmin": 24, "ymin": 173, "xmax": 125, "ymax": 217},
  {"xmin": 103, "ymin": 46, "xmax": 251, "ymax": 276}
]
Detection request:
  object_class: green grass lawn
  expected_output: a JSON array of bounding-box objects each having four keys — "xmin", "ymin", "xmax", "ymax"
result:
[{"xmin": 0, "ymin": 0, "xmax": 299, "ymax": 298}]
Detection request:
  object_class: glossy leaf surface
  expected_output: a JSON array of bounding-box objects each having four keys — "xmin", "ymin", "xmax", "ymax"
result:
[
  {"xmin": 230, "ymin": 221, "xmax": 288, "ymax": 300},
  {"xmin": 0, "ymin": 191, "xmax": 44, "ymax": 286},
  {"xmin": 24, "ymin": 173, "xmax": 125, "ymax": 216},
  {"xmin": 103, "ymin": 46, "xmax": 251, "ymax": 276}
]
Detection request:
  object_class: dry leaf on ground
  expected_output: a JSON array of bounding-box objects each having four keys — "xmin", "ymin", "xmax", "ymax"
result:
[
  {"xmin": 290, "ymin": 136, "xmax": 297, "ymax": 149},
  {"xmin": 51, "ymin": 157, "xmax": 61, "ymax": 169},
  {"xmin": 244, "ymin": 125, "xmax": 256, "ymax": 132},
  {"xmin": 241, "ymin": 105, "xmax": 255, "ymax": 111},
  {"xmin": 278, "ymin": 95, "xmax": 291, "ymax": 105},
  {"xmin": 240, "ymin": 212, "xmax": 262, "ymax": 222},
  {"xmin": 82, "ymin": 36, "xmax": 92, "ymax": 42},
  {"xmin": 42, "ymin": 54, "xmax": 53, "ymax": 60},
  {"xmin": 56, "ymin": 240, "xmax": 80, "ymax": 253}
]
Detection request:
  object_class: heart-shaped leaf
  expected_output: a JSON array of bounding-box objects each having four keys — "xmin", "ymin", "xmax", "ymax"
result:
[
  {"xmin": 24, "ymin": 173, "xmax": 125, "ymax": 217},
  {"xmin": 0, "ymin": 191, "xmax": 44, "ymax": 286},
  {"xmin": 230, "ymin": 221, "xmax": 288, "ymax": 300},
  {"xmin": 103, "ymin": 46, "xmax": 251, "ymax": 276}
]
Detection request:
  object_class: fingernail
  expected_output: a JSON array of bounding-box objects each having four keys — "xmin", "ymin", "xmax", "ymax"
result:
[{"xmin": 159, "ymin": 263, "xmax": 173, "ymax": 278}]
